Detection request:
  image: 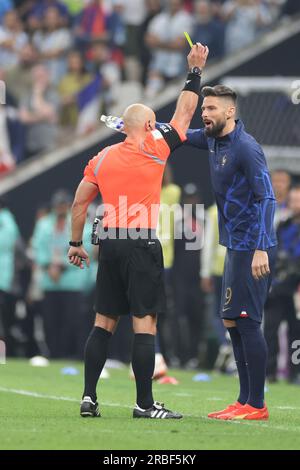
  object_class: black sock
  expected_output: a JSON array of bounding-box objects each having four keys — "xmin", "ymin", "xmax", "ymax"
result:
[
  {"xmin": 82, "ymin": 326, "xmax": 112, "ymax": 402},
  {"xmin": 132, "ymin": 333, "xmax": 155, "ymax": 409},
  {"xmin": 227, "ymin": 327, "xmax": 249, "ymax": 405},
  {"xmin": 236, "ymin": 318, "xmax": 267, "ymax": 409}
]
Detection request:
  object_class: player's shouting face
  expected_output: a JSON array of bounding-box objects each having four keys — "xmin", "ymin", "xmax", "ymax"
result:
[{"xmin": 201, "ymin": 95, "xmax": 235, "ymax": 138}]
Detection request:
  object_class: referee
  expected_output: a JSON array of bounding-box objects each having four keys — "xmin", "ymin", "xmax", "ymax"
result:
[{"xmin": 68, "ymin": 43, "xmax": 209, "ymax": 419}]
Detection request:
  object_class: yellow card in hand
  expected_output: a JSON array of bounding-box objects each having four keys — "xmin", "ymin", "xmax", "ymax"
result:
[{"xmin": 184, "ymin": 32, "xmax": 193, "ymax": 49}]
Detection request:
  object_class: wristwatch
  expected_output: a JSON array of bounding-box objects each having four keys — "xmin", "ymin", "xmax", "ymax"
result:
[
  {"xmin": 69, "ymin": 240, "xmax": 83, "ymax": 247},
  {"xmin": 190, "ymin": 66, "xmax": 202, "ymax": 76}
]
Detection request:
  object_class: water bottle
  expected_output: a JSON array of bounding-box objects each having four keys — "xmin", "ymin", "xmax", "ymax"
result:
[
  {"xmin": 91, "ymin": 217, "xmax": 100, "ymax": 245},
  {"xmin": 91, "ymin": 205, "xmax": 106, "ymax": 245},
  {"xmin": 100, "ymin": 114, "xmax": 124, "ymax": 133}
]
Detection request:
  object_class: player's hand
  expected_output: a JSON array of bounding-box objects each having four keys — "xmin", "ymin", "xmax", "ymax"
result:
[
  {"xmin": 201, "ymin": 277, "xmax": 214, "ymax": 293},
  {"xmin": 251, "ymin": 250, "xmax": 270, "ymax": 280},
  {"xmin": 68, "ymin": 246, "xmax": 90, "ymax": 269},
  {"xmin": 187, "ymin": 43, "xmax": 209, "ymax": 70}
]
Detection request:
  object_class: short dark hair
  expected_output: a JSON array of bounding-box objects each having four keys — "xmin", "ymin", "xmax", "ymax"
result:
[{"xmin": 201, "ymin": 85, "xmax": 237, "ymax": 103}]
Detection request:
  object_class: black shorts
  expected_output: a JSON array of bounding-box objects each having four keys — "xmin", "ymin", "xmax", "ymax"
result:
[
  {"xmin": 220, "ymin": 246, "xmax": 277, "ymax": 322},
  {"xmin": 94, "ymin": 233, "xmax": 166, "ymax": 317}
]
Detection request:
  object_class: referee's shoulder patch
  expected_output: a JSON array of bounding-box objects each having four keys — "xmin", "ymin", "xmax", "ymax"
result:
[{"xmin": 152, "ymin": 129, "xmax": 164, "ymax": 140}]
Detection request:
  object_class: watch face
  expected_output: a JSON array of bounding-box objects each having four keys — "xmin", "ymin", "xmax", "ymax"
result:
[{"xmin": 192, "ymin": 67, "xmax": 201, "ymax": 74}]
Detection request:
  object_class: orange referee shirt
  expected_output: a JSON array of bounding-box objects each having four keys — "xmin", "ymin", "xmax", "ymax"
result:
[{"xmin": 83, "ymin": 120, "xmax": 186, "ymax": 229}]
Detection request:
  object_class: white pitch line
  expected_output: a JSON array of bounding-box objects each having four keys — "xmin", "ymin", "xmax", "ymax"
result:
[
  {"xmin": 173, "ymin": 393, "xmax": 194, "ymax": 397},
  {"xmin": 0, "ymin": 386, "xmax": 300, "ymax": 433},
  {"xmin": 0, "ymin": 386, "xmax": 130, "ymax": 408},
  {"xmin": 0, "ymin": 386, "xmax": 78, "ymax": 402},
  {"xmin": 275, "ymin": 406, "xmax": 300, "ymax": 410}
]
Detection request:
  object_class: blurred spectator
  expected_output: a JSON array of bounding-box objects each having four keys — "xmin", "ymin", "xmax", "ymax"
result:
[
  {"xmin": 87, "ymin": 42, "xmax": 121, "ymax": 111},
  {"xmin": 0, "ymin": 198, "xmax": 20, "ymax": 355},
  {"xmin": 0, "ymin": 103, "xmax": 15, "ymax": 173},
  {"xmin": 157, "ymin": 164, "xmax": 181, "ymax": 364},
  {"xmin": 222, "ymin": 0, "xmax": 272, "ymax": 53},
  {"xmin": 201, "ymin": 204, "xmax": 227, "ymax": 351},
  {"xmin": 19, "ymin": 64, "xmax": 59, "ymax": 157},
  {"xmin": 122, "ymin": 0, "xmax": 146, "ymax": 81},
  {"xmin": 0, "ymin": 9, "xmax": 28, "ymax": 70},
  {"xmin": 24, "ymin": 13, "xmax": 41, "ymax": 40},
  {"xmin": 60, "ymin": 0, "xmax": 88, "ymax": 22},
  {"xmin": 193, "ymin": 0, "xmax": 225, "ymax": 60},
  {"xmin": 139, "ymin": 0, "xmax": 162, "ymax": 85},
  {"xmin": 23, "ymin": 0, "xmax": 70, "ymax": 26},
  {"xmin": 74, "ymin": 0, "xmax": 111, "ymax": 52},
  {"xmin": 25, "ymin": 203, "xmax": 51, "ymax": 358},
  {"xmin": 31, "ymin": 190, "xmax": 92, "ymax": 359},
  {"xmin": 106, "ymin": 0, "xmax": 126, "ymax": 53},
  {"xmin": 75, "ymin": 71, "xmax": 102, "ymax": 136},
  {"xmin": 159, "ymin": 165, "xmax": 182, "ymax": 278},
  {"xmin": 0, "ymin": 81, "xmax": 25, "ymax": 173},
  {"xmin": 264, "ymin": 185, "xmax": 300, "ymax": 384},
  {"xmin": 271, "ymin": 169, "xmax": 292, "ymax": 228},
  {"xmin": 5, "ymin": 43, "xmax": 38, "ymax": 104},
  {"xmin": 183, "ymin": 0, "xmax": 194, "ymax": 12},
  {"xmin": 58, "ymin": 50, "xmax": 93, "ymax": 128},
  {"xmin": 145, "ymin": 0, "xmax": 193, "ymax": 98},
  {"xmin": 33, "ymin": 6, "xmax": 73, "ymax": 84},
  {"xmin": 0, "ymin": 0, "xmax": 13, "ymax": 22},
  {"xmin": 173, "ymin": 183, "xmax": 205, "ymax": 367},
  {"xmin": 264, "ymin": 0, "xmax": 283, "ymax": 22}
]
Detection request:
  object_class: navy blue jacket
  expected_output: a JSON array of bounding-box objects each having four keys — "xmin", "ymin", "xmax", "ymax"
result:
[{"xmin": 186, "ymin": 120, "xmax": 277, "ymax": 251}]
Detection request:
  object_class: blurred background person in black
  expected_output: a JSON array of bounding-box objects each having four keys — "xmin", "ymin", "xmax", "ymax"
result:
[
  {"xmin": 264, "ymin": 185, "xmax": 300, "ymax": 384},
  {"xmin": 173, "ymin": 183, "xmax": 205, "ymax": 368},
  {"xmin": 271, "ymin": 169, "xmax": 292, "ymax": 229}
]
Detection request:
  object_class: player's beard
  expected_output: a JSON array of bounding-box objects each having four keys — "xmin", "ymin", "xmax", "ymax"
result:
[{"xmin": 204, "ymin": 119, "xmax": 227, "ymax": 138}]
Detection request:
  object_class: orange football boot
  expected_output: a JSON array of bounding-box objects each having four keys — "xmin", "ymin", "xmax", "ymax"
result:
[
  {"xmin": 208, "ymin": 401, "xmax": 243, "ymax": 419},
  {"xmin": 217, "ymin": 403, "xmax": 269, "ymax": 420}
]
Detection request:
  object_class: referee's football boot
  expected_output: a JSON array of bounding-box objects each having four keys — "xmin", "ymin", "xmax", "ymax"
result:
[
  {"xmin": 80, "ymin": 396, "xmax": 101, "ymax": 417},
  {"xmin": 133, "ymin": 401, "xmax": 182, "ymax": 419}
]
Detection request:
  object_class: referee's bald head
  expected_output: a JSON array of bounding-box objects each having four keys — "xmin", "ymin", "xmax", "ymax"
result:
[{"xmin": 123, "ymin": 104, "xmax": 156, "ymax": 134}]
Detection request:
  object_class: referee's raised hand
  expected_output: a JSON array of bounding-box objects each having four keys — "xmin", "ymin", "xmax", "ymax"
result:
[
  {"xmin": 187, "ymin": 43, "xmax": 209, "ymax": 70},
  {"xmin": 68, "ymin": 246, "xmax": 90, "ymax": 269}
]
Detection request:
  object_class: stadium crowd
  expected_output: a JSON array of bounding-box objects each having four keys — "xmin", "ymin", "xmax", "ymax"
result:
[
  {"xmin": 1, "ymin": 168, "xmax": 300, "ymax": 384},
  {"xmin": 0, "ymin": 0, "xmax": 299, "ymax": 173}
]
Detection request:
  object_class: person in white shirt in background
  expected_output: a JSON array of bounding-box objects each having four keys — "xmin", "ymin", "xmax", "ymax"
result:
[
  {"xmin": 0, "ymin": 9, "xmax": 28, "ymax": 70},
  {"xmin": 144, "ymin": 0, "xmax": 193, "ymax": 98}
]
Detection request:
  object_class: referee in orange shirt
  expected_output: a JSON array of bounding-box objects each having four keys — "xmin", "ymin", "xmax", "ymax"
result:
[{"xmin": 68, "ymin": 43, "xmax": 209, "ymax": 419}]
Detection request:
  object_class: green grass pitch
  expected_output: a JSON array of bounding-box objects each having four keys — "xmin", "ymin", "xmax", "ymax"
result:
[{"xmin": 0, "ymin": 359, "xmax": 300, "ymax": 450}]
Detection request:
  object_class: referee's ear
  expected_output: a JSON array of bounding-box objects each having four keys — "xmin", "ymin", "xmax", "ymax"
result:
[{"xmin": 145, "ymin": 120, "xmax": 153, "ymax": 132}]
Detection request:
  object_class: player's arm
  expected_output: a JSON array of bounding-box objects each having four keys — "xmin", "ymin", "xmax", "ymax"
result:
[
  {"xmin": 68, "ymin": 179, "xmax": 98, "ymax": 269},
  {"xmin": 185, "ymin": 127, "xmax": 209, "ymax": 150},
  {"xmin": 171, "ymin": 43, "xmax": 209, "ymax": 135},
  {"xmin": 240, "ymin": 144, "xmax": 276, "ymax": 280}
]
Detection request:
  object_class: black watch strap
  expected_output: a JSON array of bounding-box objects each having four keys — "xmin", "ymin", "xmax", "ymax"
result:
[{"xmin": 69, "ymin": 240, "xmax": 83, "ymax": 247}]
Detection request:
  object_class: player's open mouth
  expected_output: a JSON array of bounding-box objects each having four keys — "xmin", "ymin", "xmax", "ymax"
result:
[{"xmin": 204, "ymin": 120, "xmax": 213, "ymax": 128}]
